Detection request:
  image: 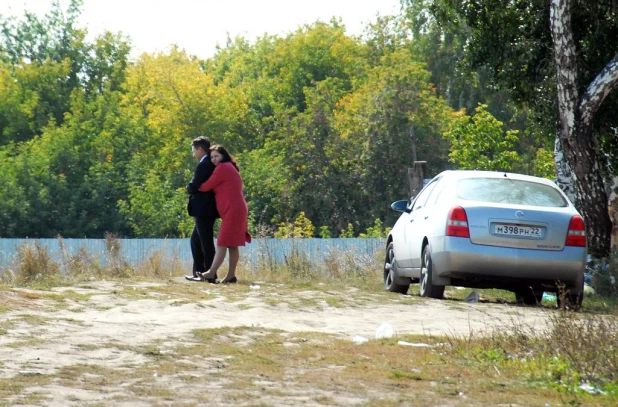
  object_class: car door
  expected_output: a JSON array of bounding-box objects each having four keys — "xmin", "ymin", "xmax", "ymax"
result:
[
  {"xmin": 391, "ymin": 197, "xmax": 415, "ymax": 268},
  {"xmin": 404, "ymin": 179, "xmax": 439, "ymax": 268}
]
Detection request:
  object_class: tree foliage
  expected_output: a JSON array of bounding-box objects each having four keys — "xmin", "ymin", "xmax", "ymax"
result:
[
  {"xmin": 3, "ymin": 0, "xmax": 598, "ymax": 239},
  {"xmin": 446, "ymin": 104, "xmax": 520, "ymax": 171}
]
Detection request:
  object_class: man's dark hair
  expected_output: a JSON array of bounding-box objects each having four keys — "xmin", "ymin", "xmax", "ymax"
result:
[{"xmin": 191, "ymin": 137, "xmax": 211, "ymax": 152}]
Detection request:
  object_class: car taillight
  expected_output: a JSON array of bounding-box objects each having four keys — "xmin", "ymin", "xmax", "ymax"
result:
[
  {"xmin": 446, "ymin": 206, "xmax": 470, "ymax": 238},
  {"xmin": 565, "ymin": 215, "xmax": 586, "ymax": 247}
]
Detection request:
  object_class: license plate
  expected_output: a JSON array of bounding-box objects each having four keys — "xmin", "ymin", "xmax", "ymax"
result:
[{"xmin": 492, "ymin": 223, "xmax": 544, "ymax": 238}]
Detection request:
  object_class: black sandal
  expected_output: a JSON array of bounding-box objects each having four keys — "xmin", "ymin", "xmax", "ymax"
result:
[{"xmin": 198, "ymin": 272, "xmax": 218, "ymax": 284}]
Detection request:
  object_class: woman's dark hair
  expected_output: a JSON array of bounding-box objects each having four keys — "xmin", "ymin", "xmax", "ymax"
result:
[{"xmin": 210, "ymin": 144, "xmax": 239, "ymax": 171}]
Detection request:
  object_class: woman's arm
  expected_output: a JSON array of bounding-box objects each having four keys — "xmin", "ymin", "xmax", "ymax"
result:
[
  {"xmin": 187, "ymin": 159, "xmax": 216, "ymax": 194},
  {"xmin": 199, "ymin": 164, "xmax": 224, "ymax": 192}
]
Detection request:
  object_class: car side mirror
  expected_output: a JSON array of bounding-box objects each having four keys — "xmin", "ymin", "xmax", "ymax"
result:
[{"xmin": 390, "ymin": 200, "xmax": 410, "ymax": 213}]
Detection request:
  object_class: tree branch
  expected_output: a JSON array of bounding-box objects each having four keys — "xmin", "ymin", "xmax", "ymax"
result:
[{"xmin": 580, "ymin": 53, "xmax": 618, "ymax": 130}]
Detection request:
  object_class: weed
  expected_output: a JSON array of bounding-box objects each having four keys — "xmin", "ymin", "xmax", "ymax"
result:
[
  {"xmin": 14, "ymin": 241, "xmax": 60, "ymax": 284},
  {"xmin": 323, "ymin": 246, "xmax": 378, "ymax": 282},
  {"xmin": 57, "ymin": 236, "xmax": 97, "ymax": 279},
  {"xmin": 283, "ymin": 244, "xmax": 314, "ymax": 281},
  {"xmin": 445, "ymin": 307, "xmax": 618, "ymax": 399},
  {"xmin": 133, "ymin": 243, "xmax": 184, "ymax": 279},
  {"xmin": 4, "ymin": 236, "xmax": 386, "ymax": 292},
  {"xmin": 103, "ymin": 232, "xmax": 132, "ymax": 278},
  {"xmin": 547, "ymin": 311, "xmax": 618, "ymax": 386}
]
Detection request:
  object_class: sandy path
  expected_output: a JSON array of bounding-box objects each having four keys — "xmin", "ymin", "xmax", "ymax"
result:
[{"xmin": 0, "ymin": 279, "xmax": 552, "ymax": 406}]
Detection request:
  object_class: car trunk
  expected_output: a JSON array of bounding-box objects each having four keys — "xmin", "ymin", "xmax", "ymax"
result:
[{"xmin": 464, "ymin": 205, "xmax": 570, "ymax": 251}]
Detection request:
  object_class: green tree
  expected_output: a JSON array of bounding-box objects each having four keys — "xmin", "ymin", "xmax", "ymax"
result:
[
  {"xmin": 0, "ymin": 86, "xmax": 140, "ymax": 237},
  {"xmin": 118, "ymin": 49, "xmax": 221, "ymax": 236},
  {"xmin": 531, "ymin": 148, "xmax": 555, "ymax": 179},
  {"xmin": 446, "ymin": 104, "xmax": 520, "ymax": 171},
  {"xmin": 0, "ymin": 148, "xmax": 27, "ymax": 236},
  {"xmin": 207, "ymin": 22, "xmax": 372, "ymax": 233},
  {"xmin": 238, "ymin": 143, "xmax": 290, "ymax": 229},
  {"xmin": 334, "ymin": 49, "xmax": 454, "ymax": 228},
  {"xmin": 277, "ymin": 78, "xmax": 357, "ymax": 231},
  {"xmin": 0, "ymin": 0, "xmax": 131, "ymax": 144}
]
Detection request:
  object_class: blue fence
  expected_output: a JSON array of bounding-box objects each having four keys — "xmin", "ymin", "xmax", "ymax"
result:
[{"xmin": 0, "ymin": 238, "xmax": 386, "ymax": 269}]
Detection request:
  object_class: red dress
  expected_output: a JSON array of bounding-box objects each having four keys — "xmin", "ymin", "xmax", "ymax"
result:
[{"xmin": 199, "ymin": 162, "xmax": 251, "ymax": 246}]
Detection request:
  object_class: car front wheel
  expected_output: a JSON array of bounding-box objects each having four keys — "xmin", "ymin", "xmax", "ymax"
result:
[
  {"xmin": 420, "ymin": 245, "xmax": 444, "ymax": 299},
  {"xmin": 384, "ymin": 242, "xmax": 409, "ymax": 294}
]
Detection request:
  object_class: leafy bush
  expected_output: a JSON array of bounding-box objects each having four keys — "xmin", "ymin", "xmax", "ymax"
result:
[
  {"xmin": 274, "ymin": 212, "xmax": 315, "ymax": 238},
  {"xmin": 359, "ymin": 218, "xmax": 391, "ymax": 238}
]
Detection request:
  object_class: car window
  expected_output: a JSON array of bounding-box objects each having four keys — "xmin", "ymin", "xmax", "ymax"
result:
[
  {"xmin": 455, "ymin": 178, "xmax": 568, "ymax": 207},
  {"xmin": 427, "ymin": 178, "xmax": 449, "ymax": 206},
  {"xmin": 412, "ymin": 180, "xmax": 439, "ymax": 211}
]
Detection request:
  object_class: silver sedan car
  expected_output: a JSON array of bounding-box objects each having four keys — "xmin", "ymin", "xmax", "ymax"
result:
[{"xmin": 384, "ymin": 170, "xmax": 587, "ymax": 308}]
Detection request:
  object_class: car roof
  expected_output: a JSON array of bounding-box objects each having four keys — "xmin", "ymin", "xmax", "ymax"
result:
[{"xmin": 435, "ymin": 170, "xmax": 556, "ymax": 186}]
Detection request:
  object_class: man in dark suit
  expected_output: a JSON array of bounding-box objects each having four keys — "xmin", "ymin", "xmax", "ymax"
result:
[{"xmin": 185, "ymin": 137, "xmax": 219, "ymax": 282}]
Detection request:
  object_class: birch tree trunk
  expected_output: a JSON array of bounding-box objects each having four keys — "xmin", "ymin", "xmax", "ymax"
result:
[
  {"xmin": 610, "ymin": 176, "xmax": 618, "ymax": 252},
  {"xmin": 550, "ymin": 0, "xmax": 617, "ymax": 258}
]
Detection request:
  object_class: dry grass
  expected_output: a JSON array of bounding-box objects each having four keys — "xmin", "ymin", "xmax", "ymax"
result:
[
  {"xmin": 444, "ymin": 309, "xmax": 618, "ymax": 404},
  {"xmin": 1, "ymin": 235, "xmax": 186, "ymax": 287},
  {"xmin": 0, "ymin": 240, "xmax": 617, "ymax": 405},
  {"xmin": 4, "ymin": 319, "xmax": 615, "ymax": 405}
]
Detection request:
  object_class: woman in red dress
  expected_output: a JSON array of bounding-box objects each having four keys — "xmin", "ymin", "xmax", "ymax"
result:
[{"xmin": 198, "ymin": 145, "xmax": 251, "ymax": 284}]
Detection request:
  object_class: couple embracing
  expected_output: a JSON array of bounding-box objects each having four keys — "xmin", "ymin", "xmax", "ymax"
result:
[{"xmin": 185, "ymin": 137, "xmax": 251, "ymax": 284}]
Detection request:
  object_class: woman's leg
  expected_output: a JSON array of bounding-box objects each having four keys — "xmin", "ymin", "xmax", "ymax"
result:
[
  {"xmin": 223, "ymin": 247, "xmax": 239, "ymax": 281},
  {"xmin": 201, "ymin": 246, "xmax": 227, "ymax": 280}
]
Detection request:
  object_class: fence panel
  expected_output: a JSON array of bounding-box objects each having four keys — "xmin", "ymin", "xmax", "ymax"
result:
[{"xmin": 0, "ymin": 238, "xmax": 386, "ymax": 269}]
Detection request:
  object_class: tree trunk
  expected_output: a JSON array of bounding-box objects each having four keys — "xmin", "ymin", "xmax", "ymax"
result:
[
  {"xmin": 553, "ymin": 136, "xmax": 575, "ymax": 202},
  {"xmin": 564, "ymin": 128, "xmax": 612, "ymax": 258},
  {"xmin": 609, "ymin": 176, "xmax": 618, "ymax": 253},
  {"xmin": 550, "ymin": 0, "xmax": 612, "ymax": 258}
]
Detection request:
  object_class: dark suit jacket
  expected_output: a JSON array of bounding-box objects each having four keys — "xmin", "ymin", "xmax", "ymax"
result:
[{"xmin": 187, "ymin": 157, "xmax": 219, "ymax": 218}]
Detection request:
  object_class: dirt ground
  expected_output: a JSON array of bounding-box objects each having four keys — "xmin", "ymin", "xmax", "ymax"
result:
[{"xmin": 0, "ymin": 278, "xmax": 553, "ymax": 406}]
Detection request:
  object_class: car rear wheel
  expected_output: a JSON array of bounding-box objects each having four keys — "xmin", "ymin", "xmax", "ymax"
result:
[
  {"xmin": 420, "ymin": 246, "xmax": 444, "ymax": 299},
  {"xmin": 384, "ymin": 242, "xmax": 409, "ymax": 294}
]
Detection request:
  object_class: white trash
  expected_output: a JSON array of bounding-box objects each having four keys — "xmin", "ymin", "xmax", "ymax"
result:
[
  {"xmin": 397, "ymin": 341, "xmax": 432, "ymax": 347},
  {"xmin": 352, "ymin": 335, "xmax": 368, "ymax": 344},
  {"xmin": 579, "ymin": 382, "xmax": 606, "ymax": 394},
  {"xmin": 375, "ymin": 322, "xmax": 394, "ymax": 339}
]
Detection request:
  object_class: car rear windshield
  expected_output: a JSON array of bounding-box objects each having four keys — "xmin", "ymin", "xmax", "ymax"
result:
[{"xmin": 455, "ymin": 178, "xmax": 568, "ymax": 207}]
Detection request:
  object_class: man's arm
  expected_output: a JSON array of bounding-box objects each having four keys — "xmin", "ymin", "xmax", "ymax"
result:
[{"xmin": 186, "ymin": 161, "xmax": 215, "ymax": 194}]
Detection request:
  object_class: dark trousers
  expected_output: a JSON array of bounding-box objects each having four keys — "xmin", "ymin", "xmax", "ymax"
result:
[{"xmin": 190, "ymin": 216, "xmax": 216, "ymax": 277}]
